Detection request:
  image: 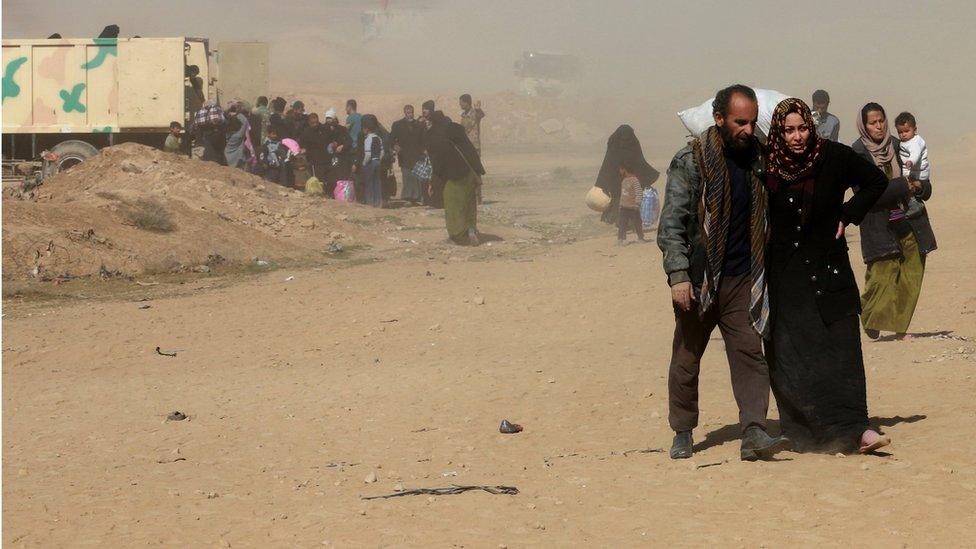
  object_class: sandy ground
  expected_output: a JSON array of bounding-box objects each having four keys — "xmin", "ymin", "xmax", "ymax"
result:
[{"xmin": 3, "ymin": 148, "xmax": 976, "ymax": 547}]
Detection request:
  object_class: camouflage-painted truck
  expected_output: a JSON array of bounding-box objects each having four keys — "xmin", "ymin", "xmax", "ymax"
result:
[{"xmin": 1, "ymin": 37, "xmax": 268, "ymax": 185}]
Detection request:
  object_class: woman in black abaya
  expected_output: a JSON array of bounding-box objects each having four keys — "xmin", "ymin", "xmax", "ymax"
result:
[{"xmin": 594, "ymin": 125, "xmax": 659, "ymax": 224}]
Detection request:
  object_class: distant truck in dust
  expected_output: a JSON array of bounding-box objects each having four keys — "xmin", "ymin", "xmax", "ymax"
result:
[
  {"xmin": 514, "ymin": 51, "xmax": 580, "ymax": 98},
  {"xmin": 1, "ymin": 36, "xmax": 268, "ymax": 186}
]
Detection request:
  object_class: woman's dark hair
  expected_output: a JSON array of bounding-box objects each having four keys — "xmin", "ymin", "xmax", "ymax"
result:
[
  {"xmin": 861, "ymin": 102, "xmax": 886, "ymax": 125},
  {"xmin": 271, "ymin": 97, "xmax": 287, "ymax": 113},
  {"xmin": 428, "ymin": 110, "xmax": 448, "ymax": 127},
  {"xmin": 713, "ymin": 84, "xmax": 757, "ymax": 117},
  {"xmin": 257, "ymin": 96, "xmax": 269, "ymax": 107},
  {"xmin": 361, "ymin": 114, "xmax": 378, "ymax": 132},
  {"xmin": 347, "ymin": 99, "xmax": 358, "ymax": 110}
]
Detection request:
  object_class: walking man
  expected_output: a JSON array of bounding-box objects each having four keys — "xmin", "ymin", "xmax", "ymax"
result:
[
  {"xmin": 391, "ymin": 104, "xmax": 426, "ymax": 204},
  {"xmin": 657, "ymin": 84, "xmax": 790, "ymax": 461}
]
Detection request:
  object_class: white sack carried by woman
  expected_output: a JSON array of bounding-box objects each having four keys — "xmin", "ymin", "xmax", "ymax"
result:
[{"xmin": 677, "ymin": 88, "xmax": 791, "ymax": 138}]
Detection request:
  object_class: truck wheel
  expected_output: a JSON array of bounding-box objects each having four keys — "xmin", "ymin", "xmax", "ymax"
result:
[{"xmin": 49, "ymin": 140, "xmax": 99, "ymax": 174}]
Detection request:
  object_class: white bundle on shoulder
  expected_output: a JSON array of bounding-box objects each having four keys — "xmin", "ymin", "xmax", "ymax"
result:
[{"xmin": 677, "ymin": 88, "xmax": 791, "ymax": 138}]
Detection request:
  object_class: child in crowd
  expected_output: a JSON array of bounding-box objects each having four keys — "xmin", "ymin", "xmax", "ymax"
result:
[
  {"xmin": 360, "ymin": 114, "xmax": 385, "ymax": 208},
  {"xmin": 895, "ymin": 111, "xmax": 929, "ymax": 219},
  {"xmin": 164, "ymin": 121, "xmax": 182, "ymax": 154},
  {"xmin": 617, "ymin": 157, "xmax": 645, "ymax": 244},
  {"xmin": 895, "ymin": 112, "xmax": 929, "ymax": 181},
  {"xmin": 259, "ymin": 127, "xmax": 293, "ymax": 186}
]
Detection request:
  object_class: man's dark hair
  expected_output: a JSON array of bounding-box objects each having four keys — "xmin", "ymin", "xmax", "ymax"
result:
[
  {"xmin": 712, "ymin": 84, "xmax": 758, "ymax": 117},
  {"xmin": 860, "ymin": 102, "xmax": 886, "ymax": 125},
  {"xmin": 895, "ymin": 111, "xmax": 916, "ymax": 128},
  {"xmin": 404, "ymin": 104, "xmax": 414, "ymax": 111},
  {"xmin": 257, "ymin": 96, "xmax": 269, "ymax": 107},
  {"xmin": 422, "ymin": 100, "xmax": 435, "ymax": 111},
  {"xmin": 459, "ymin": 93, "xmax": 472, "ymax": 104},
  {"xmin": 347, "ymin": 99, "xmax": 357, "ymax": 110},
  {"xmin": 272, "ymin": 97, "xmax": 286, "ymax": 113},
  {"xmin": 169, "ymin": 121, "xmax": 182, "ymax": 130},
  {"xmin": 268, "ymin": 125, "xmax": 279, "ymax": 136},
  {"xmin": 292, "ymin": 100, "xmax": 304, "ymax": 110},
  {"xmin": 812, "ymin": 89, "xmax": 830, "ymax": 104},
  {"xmin": 185, "ymin": 65, "xmax": 200, "ymax": 78}
]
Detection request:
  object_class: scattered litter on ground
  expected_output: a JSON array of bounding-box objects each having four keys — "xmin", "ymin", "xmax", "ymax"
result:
[
  {"xmin": 544, "ymin": 447, "xmax": 664, "ymax": 466},
  {"xmin": 361, "ymin": 484, "xmax": 519, "ymax": 500},
  {"xmin": 323, "ymin": 461, "xmax": 360, "ymax": 469},
  {"xmin": 622, "ymin": 447, "xmax": 665, "ymax": 456},
  {"xmin": 499, "ymin": 420, "xmax": 523, "ymax": 434},
  {"xmin": 156, "ymin": 346, "xmax": 178, "ymax": 357}
]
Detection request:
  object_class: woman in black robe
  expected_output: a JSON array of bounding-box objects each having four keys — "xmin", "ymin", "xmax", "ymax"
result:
[
  {"xmin": 594, "ymin": 125, "xmax": 659, "ymax": 224},
  {"xmin": 763, "ymin": 98, "xmax": 891, "ymax": 454}
]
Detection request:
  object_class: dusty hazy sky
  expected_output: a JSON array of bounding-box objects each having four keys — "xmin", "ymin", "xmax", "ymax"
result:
[{"xmin": 4, "ymin": 0, "xmax": 975, "ymax": 151}]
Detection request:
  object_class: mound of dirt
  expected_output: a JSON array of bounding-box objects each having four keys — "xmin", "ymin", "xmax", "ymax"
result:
[{"xmin": 2, "ymin": 143, "xmax": 406, "ymax": 281}]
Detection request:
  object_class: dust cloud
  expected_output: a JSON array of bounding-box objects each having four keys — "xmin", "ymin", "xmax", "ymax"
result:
[{"xmin": 4, "ymin": 0, "xmax": 975, "ymax": 157}]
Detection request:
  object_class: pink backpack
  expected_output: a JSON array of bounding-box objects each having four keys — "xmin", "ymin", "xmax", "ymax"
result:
[{"xmin": 334, "ymin": 180, "xmax": 355, "ymax": 202}]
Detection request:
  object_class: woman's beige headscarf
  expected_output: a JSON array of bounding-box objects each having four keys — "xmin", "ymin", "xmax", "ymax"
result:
[{"xmin": 857, "ymin": 104, "xmax": 901, "ymax": 178}]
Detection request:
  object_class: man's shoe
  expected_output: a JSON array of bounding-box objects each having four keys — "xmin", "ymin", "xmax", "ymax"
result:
[
  {"xmin": 670, "ymin": 431, "xmax": 693, "ymax": 460},
  {"xmin": 740, "ymin": 425, "xmax": 791, "ymax": 461}
]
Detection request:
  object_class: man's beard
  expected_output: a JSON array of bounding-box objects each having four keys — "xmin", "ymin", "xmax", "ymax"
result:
[{"xmin": 719, "ymin": 124, "xmax": 752, "ymax": 152}]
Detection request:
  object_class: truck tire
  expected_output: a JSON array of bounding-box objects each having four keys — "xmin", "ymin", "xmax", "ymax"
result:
[{"xmin": 49, "ymin": 140, "xmax": 99, "ymax": 174}]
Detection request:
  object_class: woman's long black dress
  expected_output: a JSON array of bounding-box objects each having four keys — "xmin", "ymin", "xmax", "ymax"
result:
[{"xmin": 765, "ymin": 141, "xmax": 888, "ymax": 453}]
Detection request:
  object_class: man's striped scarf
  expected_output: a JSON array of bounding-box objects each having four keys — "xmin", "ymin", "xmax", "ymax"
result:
[{"xmin": 692, "ymin": 126, "xmax": 770, "ymax": 338}]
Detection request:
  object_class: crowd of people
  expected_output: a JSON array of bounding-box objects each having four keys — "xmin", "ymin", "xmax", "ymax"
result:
[
  {"xmin": 170, "ymin": 93, "xmax": 487, "ymax": 246},
  {"xmin": 589, "ymin": 84, "xmax": 936, "ymax": 460}
]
